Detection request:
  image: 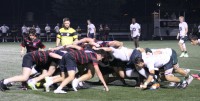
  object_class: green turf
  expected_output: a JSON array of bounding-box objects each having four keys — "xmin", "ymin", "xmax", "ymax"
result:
[{"xmin": 0, "ymin": 41, "xmax": 200, "ymax": 101}]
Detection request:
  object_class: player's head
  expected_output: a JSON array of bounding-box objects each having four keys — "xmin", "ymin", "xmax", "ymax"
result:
[
  {"xmin": 46, "ymin": 24, "xmax": 49, "ymax": 26},
  {"xmin": 132, "ymin": 18, "xmax": 136, "ymax": 24},
  {"xmin": 87, "ymin": 19, "xmax": 91, "ymax": 24},
  {"xmin": 134, "ymin": 57, "xmax": 145, "ymax": 68},
  {"xmin": 63, "ymin": 18, "xmax": 70, "ymax": 29},
  {"xmin": 179, "ymin": 16, "xmax": 184, "ymax": 22},
  {"xmin": 190, "ymin": 35, "xmax": 199, "ymax": 45},
  {"xmin": 29, "ymin": 28, "xmax": 36, "ymax": 39},
  {"xmin": 95, "ymin": 49, "xmax": 108, "ymax": 61},
  {"xmin": 57, "ymin": 23, "xmax": 59, "ymax": 26}
]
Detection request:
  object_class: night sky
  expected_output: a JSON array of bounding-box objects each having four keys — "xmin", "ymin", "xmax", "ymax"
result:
[{"xmin": 0, "ymin": 0, "xmax": 200, "ymax": 25}]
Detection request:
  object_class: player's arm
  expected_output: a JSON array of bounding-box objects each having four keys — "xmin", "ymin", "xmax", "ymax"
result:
[
  {"xmin": 141, "ymin": 69, "xmax": 155, "ymax": 89},
  {"xmin": 177, "ymin": 33, "xmax": 180, "ymax": 40},
  {"xmin": 66, "ymin": 44, "xmax": 83, "ymax": 50},
  {"xmin": 87, "ymin": 26, "xmax": 89, "ymax": 37},
  {"xmin": 94, "ymin": 47, "xmax": 112, "ymax": 52},
  {"xmin": 56, "ymin": 34, "xmax": 61, "ymax": 47},
  {"xmin": 110, "ymin": 41, "xmax": 124, "ymax": 48},
  {"xmin": 185, "ymin": 24, "xmax": 188, "ymax": 36},
  {"xmin": 130, "ymin": 25, "xmax": 133, "ymax": 35},
  {"xmin": 38, "ymin": 41, "xmax": 46, "ymax": 51},
  {"xmin": 94, "ymin": 27, "xmax": 96, "ymax": 37},
  {"xmin": 49, "ymin": 52, "xmax": 62, "ymax": 59},
  {"xmin": 93, "ymin": 64, "xmax": 109, "ymax": 91}
]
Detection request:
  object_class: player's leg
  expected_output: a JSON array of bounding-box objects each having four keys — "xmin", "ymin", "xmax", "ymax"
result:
[
  {"xmin": 171, "ymin": 49, "xmax": 193, "ymax": 84},
  {"xmin": 0, "ymin": 67, "xmax": 32, "ymax": 91},
  {"xmin": 28, "ymin": 62, "xmax": 57, "ymax": 90},
  {"xmin": 54, "ymin": 70, "xmax": 76, "ymax": 94},
  {"xmin": 73, "ymin": 64, "xmax": 95, "ymax": 91}
]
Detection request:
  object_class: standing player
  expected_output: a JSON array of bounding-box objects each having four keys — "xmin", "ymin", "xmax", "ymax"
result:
[
  {"xmin": 56, "ymin": 18, "xmax": 78, "ymax": 47},
  {"xmin": 87, "ymin": 19, "xmax": 96, "ymax": 39},
  {"xmin": 177, "ymin": 16, "xmax": 189, "ymax": 57},
  {"xmin": 54, "ymin": 23, "xmax": 60, "ymax": 34},
  {"xmin": 21, "ymin": 24, "xmax": 28, "ymax": 38},
  {"xmin": 130, "ymin": 18, "xmax": 141, "ymax": 48},
  {"xmin": 104, "ymin": 24, "xmax": 110, "ymax": 41},
  {"xmin": 45, "ymin": 24, "xmax": 51, "ymax": 41},
  {"xmin": 21, "ymin": 28, "xmax": 45, "ymax": 56},
  {"xmin": 0, "ymin": 24, "xmax": 9, "ymax": 42},
  {"xmin": 35, "ymin": 25, "xmax": 41, "ymax": 38}
]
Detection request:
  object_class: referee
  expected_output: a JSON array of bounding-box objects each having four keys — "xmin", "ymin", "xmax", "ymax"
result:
[{"xmin": 56, "ymin": 18, "xmax": 78, "ymax": 46}]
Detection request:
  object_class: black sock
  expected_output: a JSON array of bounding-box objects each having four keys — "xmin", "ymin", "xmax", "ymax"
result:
[{"xmin": 184, "ymin": 51, "xmax": 187, "ymax": 53}]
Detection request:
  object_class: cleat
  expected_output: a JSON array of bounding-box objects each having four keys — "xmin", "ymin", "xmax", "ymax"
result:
[
  {"xmin": 43, "ymin": 83, "xmax": 50, "ymax": 92},
  {"xmin": 168, "ymin": 82, "xmax": 176, "ymax": 87},
  {"xmin": 192, "ymin": 74, "xmax": 199, "ymax": 78},
  {"xmin": 54, "ymin": 89, "xmax": 67, "ymax": 94},
  {"xmin": 28, "ymin": 80, "xmax": 37, "ymax": 90},
  {"xmin": 0, "ymin": 79, "xmax": 9, "ymax": 91},
  {"xmin": 186, "ymin": 75, "xmax": 193, "ymax": 85},
  {"xmin": 184, "ymin": 53, "xmax": 189, "ymax": 57},
  {"xmin": 177, "ymin": 81, "xmax": 188, "ymax": 89},
  {"xmin": 179, "ymin": 53, "xmax": 185, "ymax": 57}
]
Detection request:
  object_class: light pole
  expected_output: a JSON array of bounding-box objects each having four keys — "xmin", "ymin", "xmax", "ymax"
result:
[{"xmin": 157, "ymin": 2, "xmax": 162, "ymax": 40}]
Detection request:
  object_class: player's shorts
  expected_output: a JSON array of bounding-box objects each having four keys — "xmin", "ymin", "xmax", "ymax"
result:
[
  {"xmin": 179, "ymin": 36, "xmax": 188, "ymax": 44},
  {"xmin": 171, "ymin": 49, "xmax": 178, "ymax": 65},
  {"xmin": 88, "ymin": 33, "xmax": 94, "ymax": 38},
  {"xmin": 163, "ymin": 57, "xmax": 174, "ymax": 75},
  {"xmin": 22, "ymin": 53, "xmax": 35, "ymax": 69},
  {"xmin": 59, "ymin": 53, "xmax": 77, "ymax": 72},
  {"xmin": 131, "ymin": 35, "xmax": 140, "ymax": 39}
]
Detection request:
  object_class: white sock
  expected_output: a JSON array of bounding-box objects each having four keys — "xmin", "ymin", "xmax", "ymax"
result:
[
  {"xmin": 47, "ymin": 80, "xmax": 53, "ymax": 86},
  {"xmin": 57, "ymin": 86, "xmax": 63, "ymax": 90},
  {"xmin": 29, "ymin": 79, "xmax": 36, "ymax": 85}
]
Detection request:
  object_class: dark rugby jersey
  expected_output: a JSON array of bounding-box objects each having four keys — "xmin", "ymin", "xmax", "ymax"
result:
[
  {"xmin": 21, "ymin": 38, "xmax": 45, "ymax": 53},
  {"xmin": 69, "ymin": 50, "xmax": 98, "ymax": 66},
  {"xmin": 31, "ymin": 50, "xmax": 51, "ymax": 65}
]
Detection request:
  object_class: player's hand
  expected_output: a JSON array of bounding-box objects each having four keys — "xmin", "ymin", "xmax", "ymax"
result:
[
  {"xmin": 20, "ymin": 51, "xmax": 25, "ymax": 57},
  {"xmin": 177, "ymin": 33, "xmax": 179, "ymax": 40},
  {"xmin": 104, "ymin": 86, "xmax": 109, "ymax": 92},
  {"xmin": 140, "ymin": 84, "xmax": 147, "ymax": 89}
]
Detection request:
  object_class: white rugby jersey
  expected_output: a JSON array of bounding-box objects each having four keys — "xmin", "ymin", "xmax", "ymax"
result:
[
  {"xmin": 130, "ymin": 23, "xmax": 141, "ymax": 37},
  {"xmin": 21, "ymin": 26, "xmax": 27, "ymax": 33},
  {"xmin": 0, "ymin": 26, "xmax": 9, "ymax": 33},
  {"xmin": 45, "ymin": 26, "xmax": 51, "ymax": 32},
  {"xmin": 142, "ymin": 52, "xmax": 170, "ymax": 71},
  {"xmin": 35, "ymin": 27, "xmax": 41, "ymax": 33},
  {"xmin": 110, "ymin": 46, "xmax": 132, "ymax": 61},
  {"xmin": 150, "ymin": 48, "xmax": 172, "ymax": 57},
  {"xmin": 54, "ymin": 26, "xmax": 60, "ymax": 33},
  {"xmin": 87, "ymin": 24, "xmax": 95, "ymax": 33},
  {"xmin": 179, "ymin": 22, "xmax": 188, "ymax": 37}
]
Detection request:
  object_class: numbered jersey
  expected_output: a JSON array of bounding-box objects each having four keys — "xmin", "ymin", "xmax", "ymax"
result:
[
  {"xmin": 179, "ymin": 22, "xmax": 188, "ymax": 37},
  {"xmin": 88, "ymin": 24, "xmax": 96, "ymax": 33},
  {"xmin": 130, "ymin": 23, "xmax": 141, "ymax": 38}
]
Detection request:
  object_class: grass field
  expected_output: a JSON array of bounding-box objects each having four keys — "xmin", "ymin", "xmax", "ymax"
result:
[{"xmin": 0, "ymin": 41, "xmax": 200, "ymax": 101}]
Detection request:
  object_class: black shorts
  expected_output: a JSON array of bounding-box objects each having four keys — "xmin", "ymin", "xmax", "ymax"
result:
[
  {"xmin": 163, "ymin": 57, "xmax": 173, "ymax": 71},
  {"xmin": 22, "ymin": 53, "xmax": 35, "ymax": 69},
  {"xmin": 59, "ymin": 53, "xmax": 77, "ymax": 72},
  {"xmin": 171, "ymin": 49, "xmax": 178, "ymax": 65}
]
